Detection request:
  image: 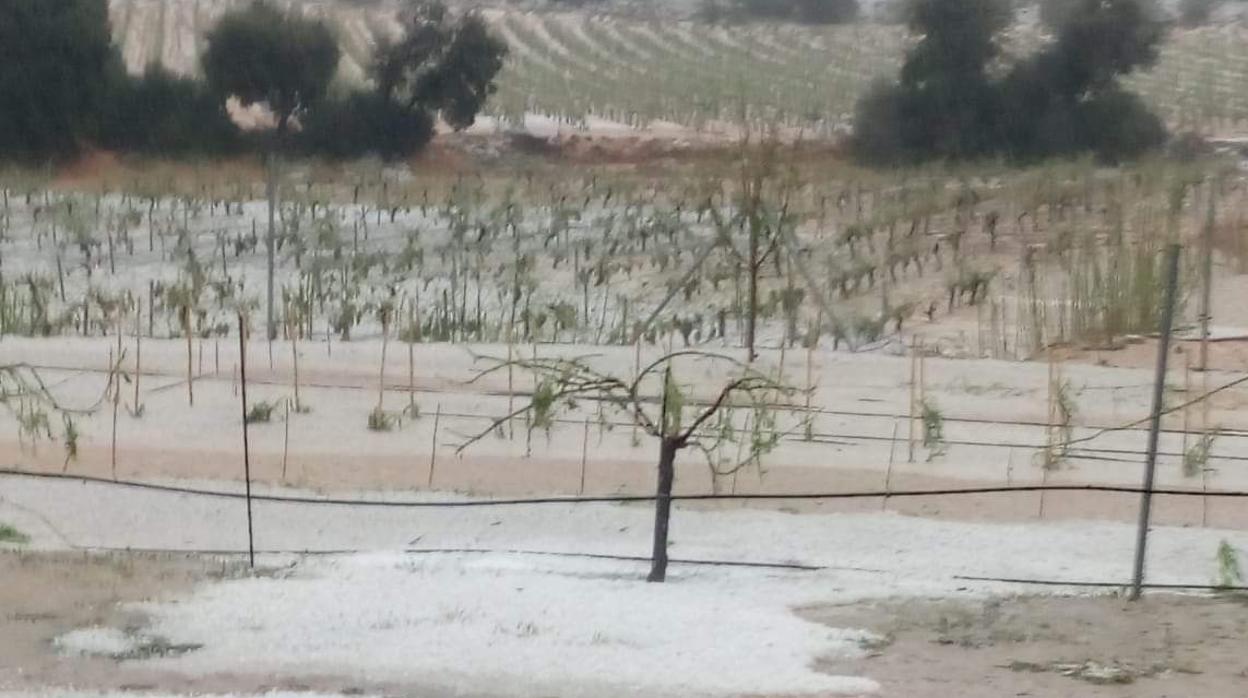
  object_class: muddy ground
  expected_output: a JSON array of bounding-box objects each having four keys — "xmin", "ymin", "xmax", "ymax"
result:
[{"xmin": 807, "ymin": 593, "xmax": 1248, "ymax": 697}]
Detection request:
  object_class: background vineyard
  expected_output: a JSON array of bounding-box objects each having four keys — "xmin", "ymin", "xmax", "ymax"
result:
[{"xmin": 105, "ymin": 0, "xmax": 1248, "ymax": 137}]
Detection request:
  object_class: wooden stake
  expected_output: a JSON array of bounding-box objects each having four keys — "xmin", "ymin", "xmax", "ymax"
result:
[
  {"xmin": 1182, "ymin": 357, "xmax": 1190, "ymax": 462},
  {"xmin": 133, "ymin": 299, "xmax": 141, "ymax": 412},
  {"xmin": 1201, "ymin": 367, "xmax": 1210, "ymax": 528},
  {"xmin": 804, "ymin": 341, "xmax": 814, "ymax": 441},
  {"xmin": 281, "ymin": 398, "xmax": 290, "ymax": 482},
  {"xmin": 633, "ymin": 338, "xmax": 642, "ymax": 447},
  {"xmin": 579, "ymin": 416, "xmax": 590, "ymax": 495},
  {"xmin": 883, "ymin": 419, "xmax": 898, "ymax": 511},
  {"xmin": 183, "ymin": 306, "xmax": 193, "ymax": 407},
  {"xmin": 110, "ymin": 344, "xmax": 118, "ymax": 479},
  {"xmin": 427, "ymin": 403, "xmax": 442, "ymax": 489},
  {"xmin": 908, "ymin": 339, "xmax": 918, "ymax": 463},
  {"xmin": 507, "ymin": 339, "xmax": 515, "ymax": 440},
  {"xmin": 147, "ymin": 280, "xmax": 154, "ymax": 338},
  {"xmin": 377, "ymin": 313, "xmax": 389, "ymax": 411},
  {"xmin": 290, "ymin": 307, "xmax": 301, "ymax": 410}
]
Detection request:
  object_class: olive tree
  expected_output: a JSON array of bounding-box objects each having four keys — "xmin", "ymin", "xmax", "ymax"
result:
[
  {"xmin": 202, "ymin": 1, "xmax": 340, "ymax": 340},
  {"xmin": 372, "ymin": 1, "xmax": 508, "ymax": 131}
]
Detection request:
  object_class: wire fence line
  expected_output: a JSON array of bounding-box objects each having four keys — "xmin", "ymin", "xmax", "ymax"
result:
[
  {"xmin": 4, "ymin": 468, "xmax": 1247, "ymax": 508},
  {"xmin": 23, "ymin": 357, "xmax": 1248, "ymax": 441}
]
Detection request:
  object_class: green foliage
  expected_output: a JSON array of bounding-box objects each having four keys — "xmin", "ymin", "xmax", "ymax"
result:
[
  {"xmin": 245, "ymin": 400, "xmax": 277, "ymax": 424},
  {"xmin": 1184, "ymin": 431, "xmax": 1217, "ymax": 478},
  {"xmin": 1039, "ymin": 379, "xmax": 1079, "ymax": 469},
  {"xmin": 531, "ymin": 380, "xmax": 559, "ymax": 432},
  {"xmin": 1215, "ymin": 540, "xmax": 1244, "ymax": 590},
  {"xmin": 62, "ymin": 414, "xmax": 79, "ymax": 465},
  {"xmin": 101, "ymin": 65, "xmax": 241, "ymax": 156},
  {"xmin": 854, "ymin": 0, "xmax": 1166, "ymax": 164},
  {"xmin": 0, "ymin": 0, "xmax": 115, "ymax": 161},
  {"xmin": 851, "ymin": 0, "xmax": 1006, "ymax": 163},
  {"xmin": 920, "ymin": 398, "xmax": 945, "ymax": 460},
  {"xmin": 1000, "ymin": 0, "xmax": 1166, "ymax": 163},
  {"xmin": 0, "ymin": 523, "xmax": 30, "ymax": 545},
  {"xmin": 372, "ymin": 2, "xmax": 508, "ymax": 131},
  {"xmin": 1061, "ymin": 232, "xmax": 1176, "ymax": 347},
  {"xmin": 300, "ymin": 92, "xmax": 434, "ymax": 161},
  {"xmin": 202, "ymin": 1, "xmax": 340, "ymax": 137},
  {"xmin": 367, "ymin": 406, "xmax": 400, "ymax": 432},
  {"xmin": 662, "ymin": 370, "xmax": 685, "ymax": 436}
]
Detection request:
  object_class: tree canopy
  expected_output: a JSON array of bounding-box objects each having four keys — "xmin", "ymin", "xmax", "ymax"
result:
[
  {"xmin": 0, "ymin": 0, "xmax": 507, "ymax": 163},
  {"xmin": 852, "ymin": 0, "xmax": 1008, "ymax": 163},
  {"xmin": 0, "ymin": 0, "xmax": 115, "ymax": 161},
  {"xmin": 372, "ymin": 1, "xmax": 509, "ymax": 131},
  {"xmin": 201, "ymin": 1, "xmax": 341, "ymax": 138},
  {"xmin": 852, "ymin": 0, "xmax": 1167, "ymax": 165}
]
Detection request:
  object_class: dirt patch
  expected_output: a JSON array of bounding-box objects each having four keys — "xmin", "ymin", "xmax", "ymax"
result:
[
  {"xmin": 0, "ymin": 550, "xmax": 226, "ymax": 690},
  {"xmin": 0, "ymin": 551, "xmax": 501, "ymax": 696},
  {"xmin": 803, "ymin": 593, "xmax": 1248, "ymax": 697}
]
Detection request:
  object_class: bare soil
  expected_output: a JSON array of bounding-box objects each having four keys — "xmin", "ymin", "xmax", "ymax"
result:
[{"xmin": 805, "ymin": 593, "xmax": 1248, "ymax": 697}]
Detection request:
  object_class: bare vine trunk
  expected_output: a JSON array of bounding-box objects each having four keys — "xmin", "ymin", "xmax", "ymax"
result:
[{"xmin": 647, "ymin": 438, "xmax": 678, "ymax": 583}]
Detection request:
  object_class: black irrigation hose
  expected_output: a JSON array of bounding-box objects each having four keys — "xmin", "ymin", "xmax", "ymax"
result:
[
  {"xmin": 952, "ymin": 574, "xmax": 1248, "ymax": 593},
  {"xmin": 4, "ymin": 468, "xmax": 1248, "ymax": 508},
  {"xmin": 55, "ymin": 543, "xmax": 1248, "ymax": 593},
  {"xmin": 401, "ymin": 547, "xmax": 826, "ymax": 571}
]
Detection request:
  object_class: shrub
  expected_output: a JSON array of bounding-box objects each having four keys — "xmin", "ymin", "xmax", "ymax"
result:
[
  {"xmin": 0, "ymin": 523, "xmax": 30, "ymax": 544},
  {"xmin": 245, "ymin": 400, "xmax": 277, "ymax": 424},
  {"xmin": 367, "ymin": 406, "xmax": 400, "ymax": 432},
  {"xmin": 1215, "ymin": 540, "xmax": 1244, "ymax": 590},
  {"xmin": 300, "ymin": 92, "xmax": 434, "ymax": 161},
  {"xmin": 101, "ymin": 65, "xmax": 240, "ymax": 156}
]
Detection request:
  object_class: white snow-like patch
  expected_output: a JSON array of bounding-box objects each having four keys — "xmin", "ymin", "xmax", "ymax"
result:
[
  {"xmin": 137, "ymin": 552, "xmax": 879, "ymax": 697},
  {"xmin": 52, "ymin": 627, "xmax": 141, "ymax": 658}
]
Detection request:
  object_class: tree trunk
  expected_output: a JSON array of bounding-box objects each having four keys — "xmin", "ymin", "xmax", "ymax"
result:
[
  {"xmin": 746, "ymin": 220, "xmax": 760, "ymax": 363},
  {"xmin": 647, "ymin": 438, "xmax": 679, "ymax": 583}
]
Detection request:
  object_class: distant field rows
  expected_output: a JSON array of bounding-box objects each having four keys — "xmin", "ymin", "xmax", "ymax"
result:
[{"xmin": 106, "ymin": 0, "xmax": 1248, "ymax": 135}]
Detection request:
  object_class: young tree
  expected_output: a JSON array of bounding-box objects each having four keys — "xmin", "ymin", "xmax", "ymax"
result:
[
  {"xmin": 707, "ymin": 141, "xmax": 794, "ymax": 362},
  {"xmin": 457, "ymin": 351, "xmax": 796, "ymax": 582},
  {"xmin": 202, "ymin": 1, "xmax": 340, "ymax": 341}
]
